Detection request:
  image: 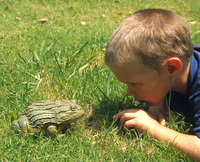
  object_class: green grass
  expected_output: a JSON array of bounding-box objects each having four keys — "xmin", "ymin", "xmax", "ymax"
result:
[{"xmin": 0, "ymin": 0, "xmax": 200, "ymax": 161}]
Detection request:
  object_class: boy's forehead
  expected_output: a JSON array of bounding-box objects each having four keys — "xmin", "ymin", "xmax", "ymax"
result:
[
  {"xmin": 109, "ymin": 62, "xmax": 149, "ymax": 73},
  {"xmin": 109, "ymin": 63, "xmax": 156, "ymax": 83}
]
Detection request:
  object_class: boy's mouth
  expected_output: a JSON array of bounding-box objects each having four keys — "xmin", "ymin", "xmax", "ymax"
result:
[
  {"xmin": 138, "ymin": 100, "xmax": 145, "ymax": 103},
  {"xmin": 139, "ymin": 100, "xmax": 154, "ymax": 106}
]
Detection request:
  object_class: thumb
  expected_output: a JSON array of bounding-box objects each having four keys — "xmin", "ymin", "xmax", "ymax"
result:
[{"xmin": 158, "ymin": 114, "xmax": 166, "ymax": 126}]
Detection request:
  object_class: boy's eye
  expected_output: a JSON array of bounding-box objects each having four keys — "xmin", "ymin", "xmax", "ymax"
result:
[
  {"xmin": 129, "ymin": 83, "xmax": 142, "ymax": 87},
  {"xmin": 130, "ymin": 83, "xmax": 137, "ymax": 86},
  {"xmin": 126, "ymin": 82, "xmax": 140, "ymax": 86}
]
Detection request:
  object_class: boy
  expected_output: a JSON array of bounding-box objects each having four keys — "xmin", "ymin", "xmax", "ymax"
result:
[{"xmin": 105, "ymin": 9, "xmax": 200, "ymax": 160}]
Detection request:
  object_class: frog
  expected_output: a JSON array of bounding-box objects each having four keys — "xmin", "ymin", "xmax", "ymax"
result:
[{"xmin": 11, "ymin": 100, "xmax": 85, "ymax": 135}]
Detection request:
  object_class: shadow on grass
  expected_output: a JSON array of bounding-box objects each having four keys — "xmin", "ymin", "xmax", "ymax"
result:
[
  {"xmin": 84, "ymin": 93, "xmax": 191, "ymax": 137},
  {"xmin": 83, "ymin": 94, "xmax": 148, "ymax": 137}
]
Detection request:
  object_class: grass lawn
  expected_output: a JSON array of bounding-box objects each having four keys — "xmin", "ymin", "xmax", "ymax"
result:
[{"xmin": 1, "ymin": 0, "xmax": 200, "ymax": 161}]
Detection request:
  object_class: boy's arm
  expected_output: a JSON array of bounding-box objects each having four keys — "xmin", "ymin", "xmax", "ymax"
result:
[
  {"xmin": 113, "ymin": 109, "xmax": 200, "ymax": 161},
  {"xmin": 149, "ymin": 121, "xmax": 200, "ymax": 160}
]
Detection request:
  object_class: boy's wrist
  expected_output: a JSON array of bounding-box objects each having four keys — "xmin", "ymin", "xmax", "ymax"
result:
[{"xmin": 148, "ymin": 121, "xmax": 163, "ymax": 137}]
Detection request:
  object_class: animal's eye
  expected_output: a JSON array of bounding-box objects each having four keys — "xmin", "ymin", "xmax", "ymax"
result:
[{"xmin": 71, "ymin": 106, "xmax": 76, "ymax": 111}]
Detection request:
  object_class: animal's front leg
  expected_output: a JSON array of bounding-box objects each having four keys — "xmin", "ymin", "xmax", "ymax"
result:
[{"xmin": 46, "ymin": 125, "xmax": 58, "ymax": 135}]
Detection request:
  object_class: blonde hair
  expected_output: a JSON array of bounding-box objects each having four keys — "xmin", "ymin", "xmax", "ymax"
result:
[{"xmin": 105, "ymin": 9, "xmax": 193, "ymax": 72}]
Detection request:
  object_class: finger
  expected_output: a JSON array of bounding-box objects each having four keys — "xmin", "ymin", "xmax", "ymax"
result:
[
  {"xmin": 120, "ymin": 113, "xmax": 135, "ymax": 126},
  {"xmin": 113, "ymin": 111, "xmax": 124, "ymax": 120},
  {"xmin": 160, "ymin": 119, "xmax": 166, "ymax": 126},
  {"xmin": 113, "ymin": 109, "xmax": 137, "ymax": 119},
  {"xmin": 158, "ymin": 114, "xmax": 166, "ymax": 126},
  {"xmin": 113, "ymin": 110, "xmax": 127, "ymax": 120},
  {"xmin": 123, "ymin": 119, "xmax": 136, "ymax": 132}
]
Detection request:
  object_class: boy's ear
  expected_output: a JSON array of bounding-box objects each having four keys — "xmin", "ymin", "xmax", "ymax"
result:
[{"xmin": 164, "ymin": 57, "xmax": 182, "ymax": 76}]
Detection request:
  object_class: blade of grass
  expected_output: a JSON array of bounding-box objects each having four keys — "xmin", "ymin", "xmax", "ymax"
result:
[
  {"xmin": 18, "ymin": 53, "xmax": 27, "ymax": 64},
  {"xmin": 65, "ymin": 41, "xmax": 88, "ymax": 69},
  {"xmin": 72, "ymin": 41, "xmax": 88, "ymax": 58},
  {"xmin": 54, "ymin": 51, "xmax": 63, "ymax": 74},
  {"xmin": 166, "ymin": 81, "xmax": 172, "ymax": 126},
  {"xmin": 11, "ymin": 80, "xmax": 31, "ymax": 95},
  {"xmin": 97, "ymin": 87, "xmax": 111, "ymax": 102}
]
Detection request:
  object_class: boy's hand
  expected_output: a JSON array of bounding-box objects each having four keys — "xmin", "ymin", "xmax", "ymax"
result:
[{"xmin": 113, "ymin": 109, "xmax": 160, "ymax": 134}]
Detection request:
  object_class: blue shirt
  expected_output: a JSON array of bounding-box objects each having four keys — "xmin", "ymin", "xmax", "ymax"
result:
[
  {"xmin": 186, "ymin": 44, "xmax": 200, "ymax": 137},
  {"xmin": 170, "ymin": 44, "xmax": 200, "ymax": 137}
]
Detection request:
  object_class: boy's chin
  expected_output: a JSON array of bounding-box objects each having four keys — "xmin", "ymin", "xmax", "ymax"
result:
[
  {"xmin": 145, "ymin": 102, "xmax": 155, "ymax": 106},
  {"xmin": 146, "ymin": 101, "xmax": 163, "ymax": 107}
]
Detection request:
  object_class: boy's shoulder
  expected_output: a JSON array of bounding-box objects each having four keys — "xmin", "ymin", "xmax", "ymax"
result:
[
  {"xmin": 187, "ymin": 44, "xmax": 200, "ymax": 105},
  {"xmin": 193, "ymin": 44, "xmax": 200, "ymax": 51},
  {"xmin": 185, "ymin": 44, "xmax": 200, "ymax": 137},
  {"xmin": 193, "ymin": 44, "xmax": 200, "ymax": 58},
  {"xmin": 187, "ymin": 44, "xmax": 200, "ymax": 88}
]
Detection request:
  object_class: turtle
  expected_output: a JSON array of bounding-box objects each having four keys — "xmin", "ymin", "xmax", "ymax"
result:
[{"xmin": 11, "ymin": 100, "xmax": 85, "ymax": 135}]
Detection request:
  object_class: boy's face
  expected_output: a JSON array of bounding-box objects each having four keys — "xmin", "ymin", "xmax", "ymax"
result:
[{"xmin": 109, "ymin": 63, "xmax": 171, "ymax": 106}]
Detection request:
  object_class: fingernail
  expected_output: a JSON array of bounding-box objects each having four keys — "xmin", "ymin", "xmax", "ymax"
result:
[{"xmin": 160, "ymin": 119, "xmax": 166, "ymax": 126}]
